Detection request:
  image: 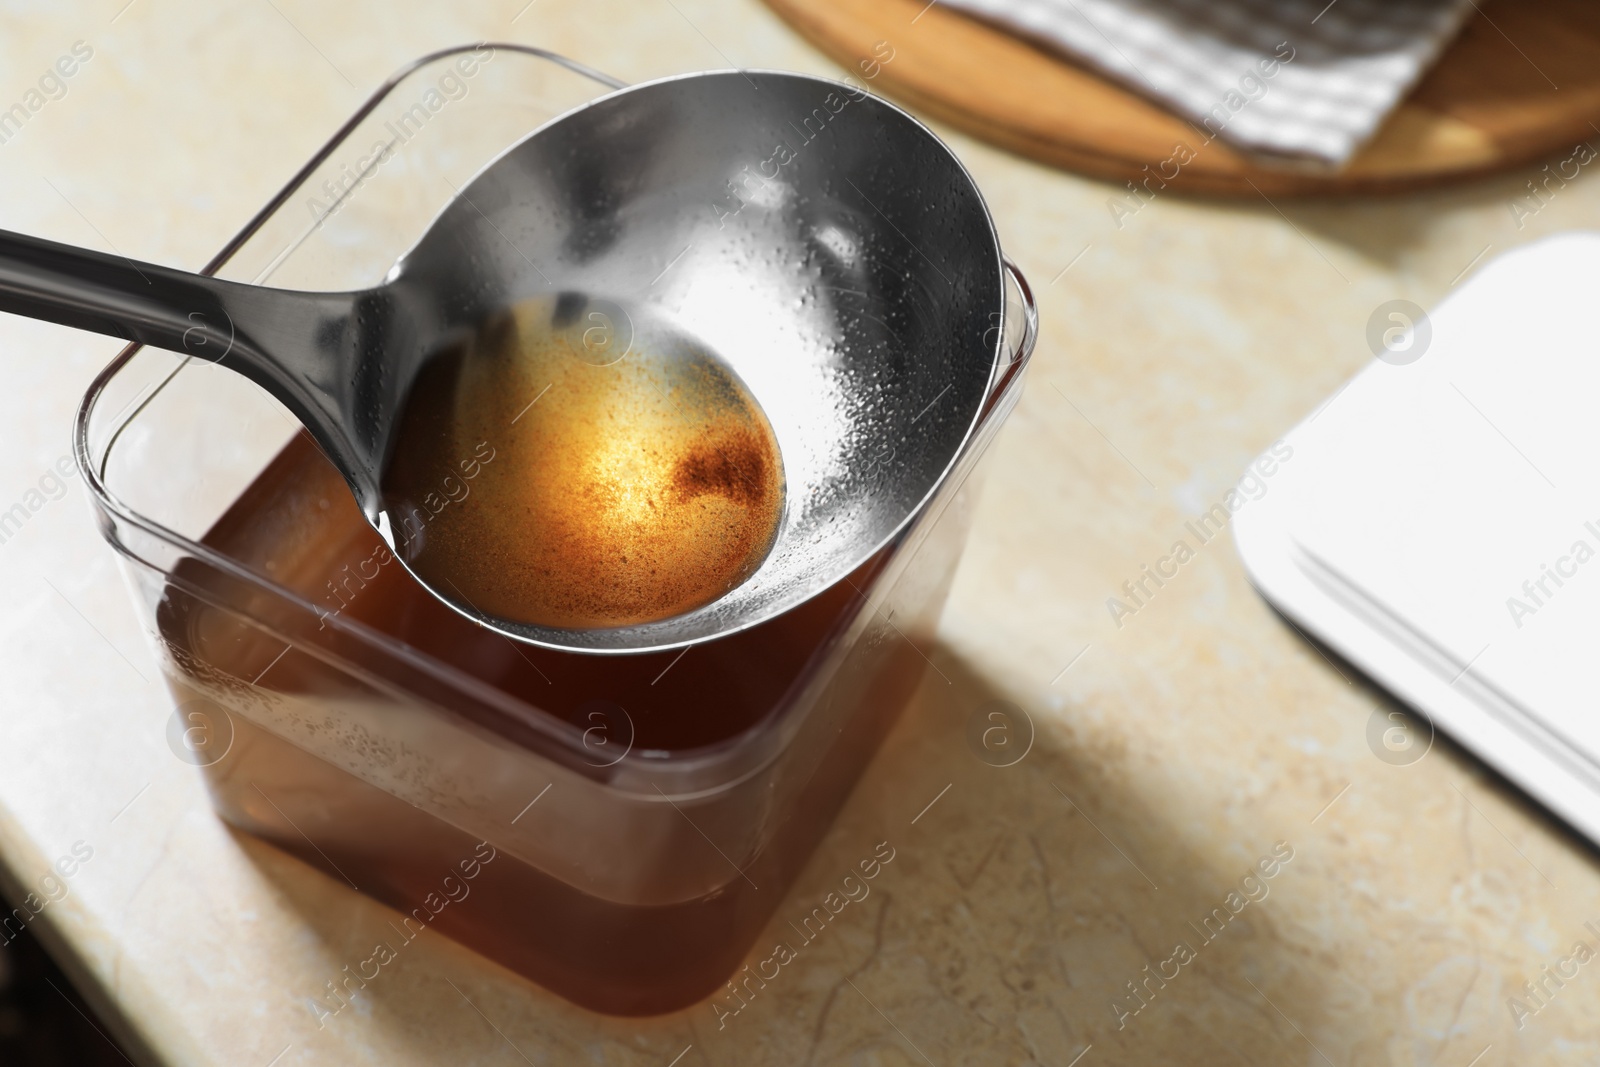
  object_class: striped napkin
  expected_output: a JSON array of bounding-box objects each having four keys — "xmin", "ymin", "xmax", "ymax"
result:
[{"xmin": 939, "ymin": 0, "xmax": 1475, "ymax": 167}]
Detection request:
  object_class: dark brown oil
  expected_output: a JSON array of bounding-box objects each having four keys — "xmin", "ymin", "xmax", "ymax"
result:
[
  {"xmin": 156, "ymin": 433, "xmax": 928, "ymax": 1014},
  {"xmin": 191, "ymin": 432, "xmax": 870, "ymax": 752},
  {"xmin": 380, "ymin": 295, "xmax": 785, "ymax": 629}
]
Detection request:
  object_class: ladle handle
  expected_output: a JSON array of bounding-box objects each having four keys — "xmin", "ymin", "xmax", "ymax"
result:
[
  {"xmin": 0, "ymin": 226, "xmax": 255, "ymax": 358},
  {"xmin": 0, "ymin": 226, "xmax": 365, "ymax": 484},
  {"xmin": 0, "ymin": 226, "xmax": 356, "ymax": 371}
]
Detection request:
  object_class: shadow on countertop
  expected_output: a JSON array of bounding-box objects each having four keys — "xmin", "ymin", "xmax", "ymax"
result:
[
  {"xmin": 226, "ymin": 641, "xmax": 1346, "ymax": 1066},
  {"xmin": 0, "ymin": 898, "xmax": 131, "ymax": 1067}
]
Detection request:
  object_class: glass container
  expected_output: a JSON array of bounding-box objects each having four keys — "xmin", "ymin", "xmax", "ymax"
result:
[{"xmin": 75, "ymin": 44, "xmax": 1036, "ymax": 1016}]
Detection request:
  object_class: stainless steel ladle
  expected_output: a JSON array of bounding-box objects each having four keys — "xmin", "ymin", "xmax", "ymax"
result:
[{"xmin": 14, "ymin": 68, "xmax": 1027, "ymax": 652}]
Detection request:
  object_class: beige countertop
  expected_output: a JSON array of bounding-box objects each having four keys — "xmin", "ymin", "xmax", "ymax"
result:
[{"xmin": 3, "ymin": 1, "xmax": 1599, "ymax": 1064}]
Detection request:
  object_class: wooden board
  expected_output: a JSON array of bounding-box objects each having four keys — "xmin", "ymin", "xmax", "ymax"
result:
[{"xmin": 763, "ymin": 0, "xmax": 1600, "ymax": 196}]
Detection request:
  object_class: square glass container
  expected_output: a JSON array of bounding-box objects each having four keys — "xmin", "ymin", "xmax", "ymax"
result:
[{"xmin": 75, "ymin": 45, "xmax": 1035, "ymax": 1016}]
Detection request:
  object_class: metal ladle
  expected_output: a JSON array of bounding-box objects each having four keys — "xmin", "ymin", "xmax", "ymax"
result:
[{"xmin": 11, "ymin": 69, "xmax": 1028, "ymax": 652}]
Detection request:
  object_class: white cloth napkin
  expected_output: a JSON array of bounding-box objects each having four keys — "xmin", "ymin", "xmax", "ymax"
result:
[{"xmin": 939, "ymin": 0, "xmax": 1474, "ymax": 167}]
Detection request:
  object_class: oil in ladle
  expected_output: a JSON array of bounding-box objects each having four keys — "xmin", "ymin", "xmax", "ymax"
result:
[{"xmin": 380, "ymin": 295, "xmax": 785, "ymax": 630}]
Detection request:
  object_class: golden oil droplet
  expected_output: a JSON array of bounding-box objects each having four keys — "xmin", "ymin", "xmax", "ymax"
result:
[{"xmin": 381, "ymin": 295, "xmax": 785, "ymax": 629}]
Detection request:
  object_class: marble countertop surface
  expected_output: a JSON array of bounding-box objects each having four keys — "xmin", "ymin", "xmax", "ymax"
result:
[{"xmin": 3, "ymin": 1, "xmax": 1599, "ymax": 1064}]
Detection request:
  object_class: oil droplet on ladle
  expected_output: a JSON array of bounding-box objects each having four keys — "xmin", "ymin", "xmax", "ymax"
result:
[{"xmin": 381, "ymin": 295, "xmax": 785, "ymax": 630}]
